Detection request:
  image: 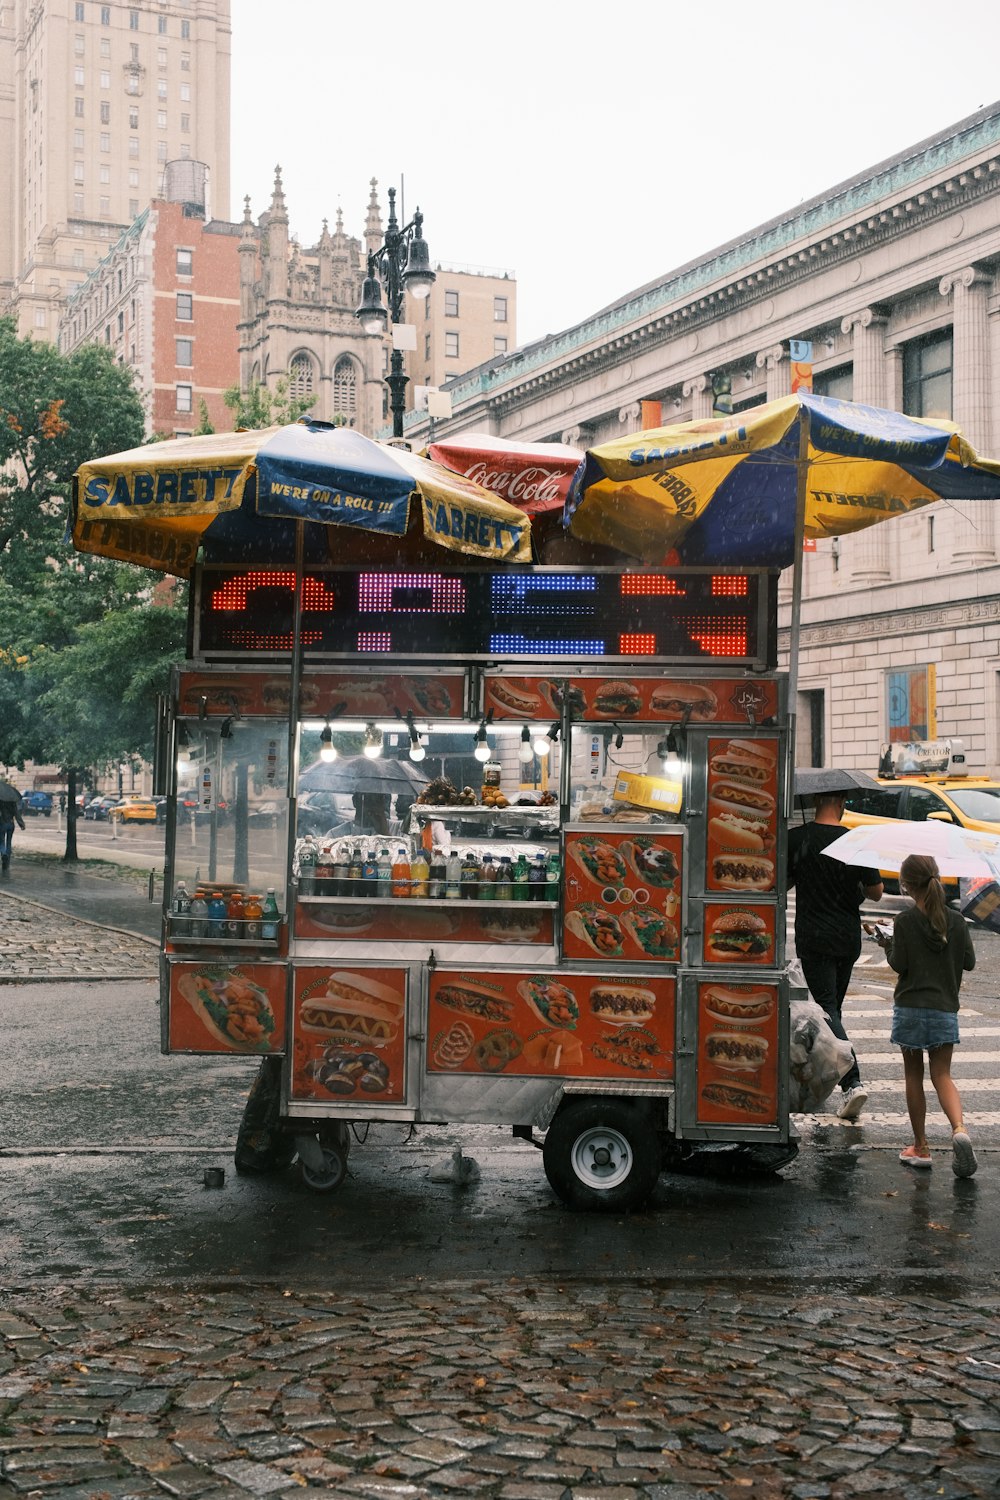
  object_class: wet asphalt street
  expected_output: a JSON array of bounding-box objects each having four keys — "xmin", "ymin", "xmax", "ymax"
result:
[{"xmin": 1, "ymin": 845, "xmax": 999, "ymax": 1496}]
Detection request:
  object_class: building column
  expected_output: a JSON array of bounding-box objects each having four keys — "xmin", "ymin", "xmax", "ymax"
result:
[
  {"xmin": 682, "ymin": 374, "xmax": 713, "ymax": 420},
  {"xmin": 842, "ymin": 308, "xmax": 891, "ymax": 582},
  {"xmin": 940, "ymin": 265, "xmax": 995, "ymax": 565},
  {"xmin": 617, "ymin": 402, "xmax": 641, "ymax": 433},
  {"xmin": 755, "ymin": 343, "xmax": 789, "ymax": 400}
]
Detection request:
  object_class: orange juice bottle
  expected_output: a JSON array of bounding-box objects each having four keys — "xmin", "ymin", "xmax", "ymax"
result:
[{"xmin": 391, "ymin": 847, "xmax": 411, "ymax": 898}]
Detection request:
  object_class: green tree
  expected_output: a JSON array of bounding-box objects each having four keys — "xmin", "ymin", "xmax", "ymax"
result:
[
  {"xmin": 193, "ymin": 397, "xmax": 215, "ymax": 436},
  {"xmin": 222, "ymin": 374, "xmax": 315, "ymax": 430}
]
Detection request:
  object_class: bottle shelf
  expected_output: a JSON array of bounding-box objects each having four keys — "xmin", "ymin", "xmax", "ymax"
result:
[
  {"xmin": 167, "ymin": 934, "xmax": 281, "ymax": 948},
  {"xmin": 295, "ymin": 891, "xmax": 557, "ymax": 909}
]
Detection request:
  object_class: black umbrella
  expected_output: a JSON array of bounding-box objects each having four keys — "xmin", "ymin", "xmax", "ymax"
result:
[
  {"xmin": 298, "ymin": 755, "xmax": 430, "ymax": 794},
  {"xmin": 793, "ymin": 767, "xmax": 880, "ymax": 798},
  {"xmin": 0, "ymin": 781, "xmax": 22, "ymax": 804}
]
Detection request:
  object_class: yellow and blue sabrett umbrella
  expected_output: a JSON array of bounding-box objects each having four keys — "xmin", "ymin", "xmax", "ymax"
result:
[
  {"xmin": 72, "ymin": 420, "xmax": 532, "ymax": 577},
  {"xmin": 568, "ymin": 392, "xmax": 1000, "ymax": 568}
]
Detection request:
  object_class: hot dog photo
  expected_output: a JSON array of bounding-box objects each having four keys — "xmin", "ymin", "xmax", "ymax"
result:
[
  {"xmin": 698, "ymin": 979, "xmax": 778, "ymax": 1125},
  {"xmin": 292, "ymin": 966, "xmax": 408, "ymax": 1104},
  {"xmin": 706, "ymin": 736, "xmax": 778, "ymax": 894}
]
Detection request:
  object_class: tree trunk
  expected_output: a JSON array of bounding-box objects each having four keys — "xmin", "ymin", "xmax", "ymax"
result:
[{"xmin": 63, "ymin": 767, "xmax": 79, "ymax": 863}]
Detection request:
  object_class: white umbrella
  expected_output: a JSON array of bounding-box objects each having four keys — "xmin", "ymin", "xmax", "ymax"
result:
[{"xmin": 822, "ymin": 820, "xmax": 1000, "ymax": 880}]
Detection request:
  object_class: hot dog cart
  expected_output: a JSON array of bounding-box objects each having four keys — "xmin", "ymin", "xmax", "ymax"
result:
[{"xmin": 154, "ymin": 547, "xmax": 793, "ymax": 1212}]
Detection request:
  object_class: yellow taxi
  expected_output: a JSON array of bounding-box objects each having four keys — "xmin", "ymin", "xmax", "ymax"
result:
[
  {"xmin": 841, "ymin": 739, "xmax": 998, "ymax": 889},
  {"xmin": 110, "ymin": 798, "xmax": 159, "ymax": 824}
]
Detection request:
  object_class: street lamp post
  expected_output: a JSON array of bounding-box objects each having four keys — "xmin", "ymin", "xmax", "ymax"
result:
[{"xmin": 355, "ymin": 186, "xmax": 435, "ymax": 440}]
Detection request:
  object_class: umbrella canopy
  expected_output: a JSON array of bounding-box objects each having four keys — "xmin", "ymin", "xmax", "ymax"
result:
[
  {"xmin": 426, "ymin": 433, "xmax": 585, "ymax": 516},
  {"xmin": 822, "ymin": 820, "xmax": 1000, "ymax": 880},
  {"xmin": 298, "ymin": 755, "xmax": 430, "ymax": 795},
  {"xmin": 72, "ymin": 421, "xmax": 532, "ymax": 579},
  {"xmin": 794, "ymin": 768, "xmax": 881, "ymax": 797},
  {"xmin": 0, "ymin": 780, "xmax": 22, "ymax": 805},
  {"xmin": 568, "ymin": 392, "xmax": 1000, "ymax": 568}
]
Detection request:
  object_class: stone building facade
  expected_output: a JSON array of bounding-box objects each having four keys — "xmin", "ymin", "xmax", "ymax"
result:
[
  {"xmin": 403, "ymin": 102, "xmax": 1000, "ymax": 775},
  {"xmin": 0, "ymin": 0, "xmax": 231, "ymax": 338}
]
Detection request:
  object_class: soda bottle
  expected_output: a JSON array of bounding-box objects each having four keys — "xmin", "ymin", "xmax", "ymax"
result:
[
  {"xmin": 171, "ymin": 881, "xmax": 191, "ymax": 938},
  {"xmin": 377, "ymin": 847, "xmax": 392, "ymax": 897},
  {"xmin": 479, "ymin": 854, "xmax": 496, "ymax": 900},
  {"xmin": 352, "ymin": 840, "xmax": 367, "ymax": 894},
  {"xmin": 545, "ymin": 853, "xmax": 560, "ymax": 903},
  {"xmin": 361, "ymin": 846, "xmax": 378, "ymax": 898},
  {"xmin": 411, "ymin": 847, "xmax": 430, "ymax": 897},
  {"xmin": 261, "ymin": 888, "xmax": 280, "ymax": 941},
  {"xmin": 189, "ymin": 890, "xmax": 208, "ymax": 939},
  {"xmin": 461, "ymin": 851, "xmax": 480, "ymax": 900},
  {"xmin": 243, "ymin": 893, "xmax": 262, "ymax": 941},
  {"xmin": 445, "ymin": 849, "xmax": 462, "ymax": 899},
  {"xmin": 512, "ymin": 853, "xmax": 530, "ymax": 901},
  {"xmin": 391, "ymin": 847, "xmax": 411, "ymax": 898},
  {"xmin": 495, "ymin": 856, "xmax": 513, "ymax": 900},
  {"xmin": 317, "ymin": 841, "xmax": 337, "ymax": 896},
  {"xmin": 207, "ymin": 890, "xmax": 227, "ymax": 937},
  {"xmin": 529, "ymin": 853, "xmax": 547, "ymax": 902},
  {"xmin": 428, "ymin": 845, "xmax": 446, "ymax": 900},
  {"xmin": 225, "ymin": 890, "xmax": 245, "ymax": 940}
]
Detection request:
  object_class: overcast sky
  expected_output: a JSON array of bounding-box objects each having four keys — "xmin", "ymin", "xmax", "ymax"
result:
[{"xmin": 231, "ymin": 0, "xmax": 1000, "ymax": 348}]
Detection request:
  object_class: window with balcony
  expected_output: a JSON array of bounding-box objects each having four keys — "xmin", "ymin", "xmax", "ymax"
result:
[
  {"xmin": 494, "ymin": 295, "xmax": 508, "ymax": 322},
  {"xmin": 903, "ymin": 329, "xmax": 953, "ymax": 420},
  {"xmin": 444, "ymin": 289, "xmax": 459, "ymax": 317},
  {"xmin": 176, "ymin": 337, "xmax": 193, "ymax": 367}
]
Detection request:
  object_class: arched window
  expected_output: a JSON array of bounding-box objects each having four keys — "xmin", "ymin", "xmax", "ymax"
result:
[
  {"xmin": 288, "ymin": 352, "xmax": 315, "ymax": 399},
  {"xmin": 333, "ymin": 355, "xmax": 357, "ymax": 422}
]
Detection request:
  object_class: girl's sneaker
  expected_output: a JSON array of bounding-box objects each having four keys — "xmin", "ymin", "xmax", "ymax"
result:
[{"xmin": 952, "ymin": 1131, "xmax": 978, "ymax": 1179}]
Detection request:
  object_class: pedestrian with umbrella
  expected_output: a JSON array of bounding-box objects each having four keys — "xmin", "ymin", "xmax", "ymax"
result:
[
  {"xmin": 0, "ymin": 779, "xmax": 26, "ymax": 872},
  {"xmin": 787, "ymin": 774, "xmax": 884, "ymax": 1120},
  {"xmin": 871, "ymin": 854, "xmax": 977, "ymax": 1175}
]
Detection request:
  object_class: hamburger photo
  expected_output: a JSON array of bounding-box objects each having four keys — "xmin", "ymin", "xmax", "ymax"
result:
[
  {"xmin": 707, "ymin": 910, "xmax": 772, "ymax": 960},
  {"xmin": 593, "ymin": 680, "xmax": 643, "ymax": 719},
  {"xmin": 299, "ymin": 972, "xmax": 404, "ymax": 1045},
  {"xmin": 649, "ymin": 681, "xmax": 719, "ymax": 720},
  {"xmin": 702, "ymin": 984, "xmax": 775, "ymax": 1024},
  {"xmin": 705, "ymin": 1031, "xmax": 770, "ymax": 1072}
]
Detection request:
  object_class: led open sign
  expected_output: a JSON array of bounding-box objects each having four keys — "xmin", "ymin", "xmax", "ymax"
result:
[{"xmin": 195, "ymin": 566, "xmax": 773, "ymax": 667}]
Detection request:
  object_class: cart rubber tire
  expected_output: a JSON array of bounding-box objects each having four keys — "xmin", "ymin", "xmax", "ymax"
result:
[
  {"xmin": 300, "ymin": 1144, "xmax": 347, "ymax": 1193},
  {"xmin": 543, "ymin": 1098, "xmax": 661, "ymax": 1212}
]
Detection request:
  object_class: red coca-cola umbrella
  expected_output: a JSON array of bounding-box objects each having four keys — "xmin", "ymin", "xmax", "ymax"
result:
[{"xmin": 426, "ymin": 432, "xmax": 584, "ymax": 516}]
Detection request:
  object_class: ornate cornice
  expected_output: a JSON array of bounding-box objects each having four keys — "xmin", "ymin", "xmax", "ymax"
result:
[{"xmin": 778, "ymin": 591, "xmax": 1000, "ymax": 646}]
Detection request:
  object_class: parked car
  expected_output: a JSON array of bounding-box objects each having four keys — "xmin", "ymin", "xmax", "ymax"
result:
[
  {"xmin": 247, "ymin": 799, "xmax": 283, "ymax": 827},
  {"xmin": 21, "ymin": 790, "xmax": 53, "ymax": 816},
  {"xmin": 296, "ymin": 791, "xmax": 355, "ymax": 837},
  {"xmin": 83, "ymin": 795, "xmax": 121, "ymax": 821},
  {"xmin": 110, "ymin": 798, "xmax": 159, "ymax": 824},
  {"xmin": 839, "ymin": 773, "xmax": 1000, "ymax": 893},
  {"xmin": 178, "ymin": 794, "xmax": 229, "ymax": 822},
  {"xmin": 151, "ymin": 795, "xmax": 169, "ymax": 824}
]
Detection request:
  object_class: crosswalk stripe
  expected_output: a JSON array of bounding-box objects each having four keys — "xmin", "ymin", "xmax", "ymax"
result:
[
  {"xmin": 795, "ymin": 1111, "xmax": 1000, "ymax": 1127},
  {"xmin": 851, "ymin": 1077, "xmax": 1000, "ymax": 1091},
  {"xmin": 849, "ymin": 1028, "xmax": 1000, "ymax": 1038}
]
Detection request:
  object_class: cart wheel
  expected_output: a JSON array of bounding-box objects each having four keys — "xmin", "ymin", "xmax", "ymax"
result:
[
  {"xmin": 543, "ymin": 1098, "xmax": 661, "ymax": 1213},
  {"xmin": 300, "ymin": 1144, "xmax": 347, "ymax": 1193}
]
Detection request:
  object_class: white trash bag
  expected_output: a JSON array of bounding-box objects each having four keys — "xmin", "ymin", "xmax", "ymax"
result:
[{"xmin": 788, "ymin": 997, "xmax": 855, "ymax": 1112}]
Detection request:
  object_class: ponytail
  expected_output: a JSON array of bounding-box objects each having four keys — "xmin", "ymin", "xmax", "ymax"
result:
[{"xmin": 899, "ymin": 853, "xmax": 948, "ymax": 939}]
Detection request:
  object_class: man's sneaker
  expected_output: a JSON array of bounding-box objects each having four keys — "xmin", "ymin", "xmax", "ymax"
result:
[
  {"xmin": 952, "ymin": 1130, "xmax": 978, "ymax": 1178},
  {"xmin": 837, "ymin": 1086, "xmax": 869, "ymax": 1120}
]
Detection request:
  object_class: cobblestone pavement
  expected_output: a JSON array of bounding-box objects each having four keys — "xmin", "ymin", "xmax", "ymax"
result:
[
  {"xmin": 2, "ymin": 1279, "xmax": 999, "ymax": 1498},
  {"xmin": 0, "ymin": 886, "xmax": 157, "ymax": 980}
]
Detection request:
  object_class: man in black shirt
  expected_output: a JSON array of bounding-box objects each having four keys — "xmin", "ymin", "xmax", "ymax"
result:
[{"xmin": 787, "ymin": 792, "xmax": 883, "ymax": 1120}]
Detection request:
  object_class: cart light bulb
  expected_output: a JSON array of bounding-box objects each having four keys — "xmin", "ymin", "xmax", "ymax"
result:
[
  {"xmin": 409, "ymin": 738, "xmax": 426, "ymax": 762},
  {"xmin": 474, "ymin": 740, "xmax": 491, "ymax": 763},
  {"xmin": 319, "ymin": 725, "xmax": 337, "ymax": 763},
  {"xmin": 532, "ymin": 731, "xmax": 551, "ymax": 757}
]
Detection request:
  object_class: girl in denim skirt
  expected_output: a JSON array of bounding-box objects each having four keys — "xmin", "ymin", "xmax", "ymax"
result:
[{"xmin": 877, "ymin": 853, "xmax": 977, "ymax": 1176}]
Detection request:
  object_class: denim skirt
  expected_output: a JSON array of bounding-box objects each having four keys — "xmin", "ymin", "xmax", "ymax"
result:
[{"xmin": 891, "ymin": 1006, "xmax": 960, "ymax": 1051}]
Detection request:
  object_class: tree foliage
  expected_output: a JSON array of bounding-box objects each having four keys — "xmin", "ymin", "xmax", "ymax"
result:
[
  {"xmin": 222, "ymin": 375, "xmax": 315, "ymax": 430},
  {"xmin": 0, "ymin": 321, "xmax": 182, "ymax": 856}
]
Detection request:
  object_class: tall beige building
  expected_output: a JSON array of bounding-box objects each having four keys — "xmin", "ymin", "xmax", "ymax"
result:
[{"xmin": 0, "ymin": 0, "xmax": 230, "ymax": 338}]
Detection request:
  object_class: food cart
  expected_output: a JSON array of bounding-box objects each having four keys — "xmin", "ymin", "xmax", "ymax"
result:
[{"xmin": 75, "ymin": 398, "xmax": 994, "ymax": 1211}]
